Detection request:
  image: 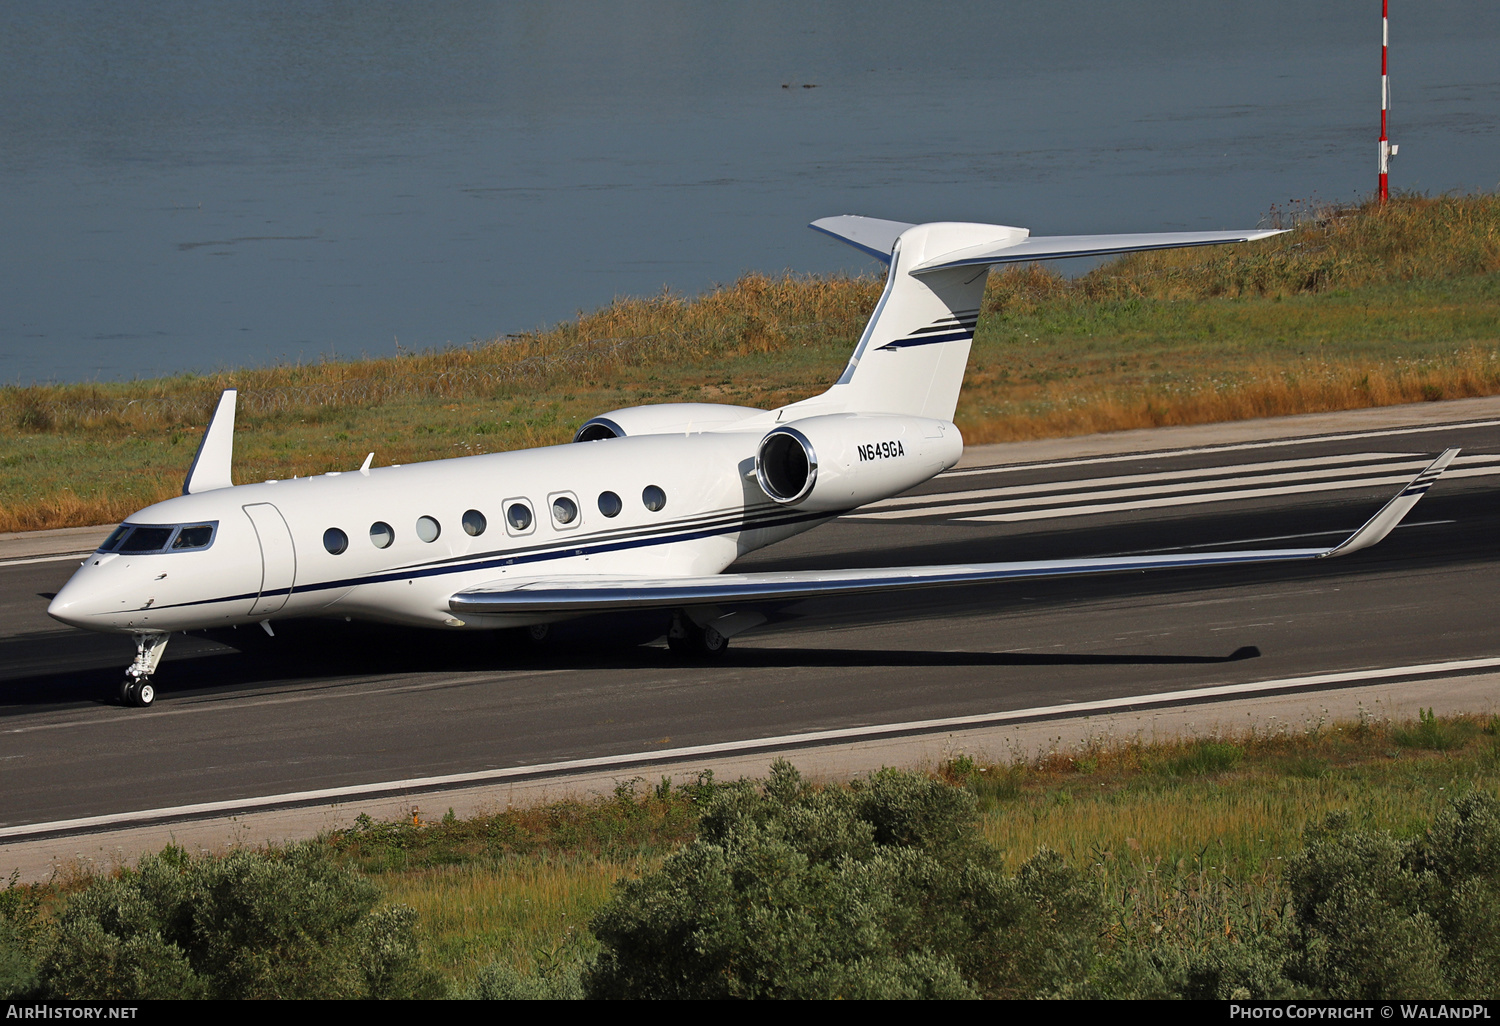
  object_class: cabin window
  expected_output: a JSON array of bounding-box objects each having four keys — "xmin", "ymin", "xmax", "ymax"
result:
[
  {"xmin": 323, "ymin": 528, "xmax": 349, "ymax": 555},
  {"xmin": 416, "ymin": 516, "xmax": 441, "ymax": 543},
  {"xmin": 505, "ymin": 501, "xmax": 534, "ymax": 534},
  {"xmin": 551, "ymin": 494, "xmax": 579, "ymax": 527},
  {"xmin": 462, "ymin": 510, "xmax": 487, "ymax": 537},
  {"xmin": 642, "ymin": 485, "xmax": 667, "ymax": 512},
  {"xmin": 370, "ymin": 522, "xmax": 394, "ymax": 549},
  {"xmin": 598, "ymin": 491, "xmax": 622, "ymax": 518},
  {"xmin": 99, "ymin": 525, "xmax": 131, "ymax": 552}
]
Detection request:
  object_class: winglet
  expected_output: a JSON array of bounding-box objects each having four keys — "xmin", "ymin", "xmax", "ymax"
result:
[
  {"xmin": 1323, "ymin": 448, "xmax": 1460, "ymax": 558},
  {"xmin": 183, "ymin": 389, "xmax": 237, "ymax": 495}
]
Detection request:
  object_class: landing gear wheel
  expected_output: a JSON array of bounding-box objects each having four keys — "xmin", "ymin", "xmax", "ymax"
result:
[
  {"xmin": 525, "ymin": 623, "xmax": 550, "ymax": 645},
  {"xmin": 668, "ymin": 621, "xmax": 729, "ymax": 658},
  {"xmin": 121, "ymin": 679, "xmax": 156, "ymax": 708}
]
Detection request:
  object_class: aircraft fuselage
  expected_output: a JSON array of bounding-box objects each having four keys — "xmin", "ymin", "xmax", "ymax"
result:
[{"xmin": 48, "ymin": 429, "xmax": 838, "ymax": 634}]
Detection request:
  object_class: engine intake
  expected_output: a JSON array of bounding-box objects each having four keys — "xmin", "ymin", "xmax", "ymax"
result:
[
  {"xmin": 754, "ymin": 413, "xmax": 962, "ymax": 512},
  {"xmin": 756, "ymin": 427, "xmax": 817, "ymax": 504}
]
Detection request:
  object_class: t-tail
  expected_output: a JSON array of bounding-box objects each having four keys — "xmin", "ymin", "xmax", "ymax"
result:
[{"xmin": 796, "ymin": 214, "xmax": 1286, "ymax": 421}]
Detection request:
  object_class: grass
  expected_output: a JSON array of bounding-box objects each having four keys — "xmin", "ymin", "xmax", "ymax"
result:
[
  {"xmin": 319, "ymin": 776, "xmax": 714, "ymax": 987},
  {"xmin": 943, "ymin": 710, "xmax": 1500, "ymax": 952},
  {"xmin": 2, "ymin": 192, "xmax": 1498, "ymax": 531}
]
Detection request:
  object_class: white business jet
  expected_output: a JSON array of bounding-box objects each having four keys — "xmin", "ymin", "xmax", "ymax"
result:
[{"xmin": 48, "ymin": 215, "xmax": 1458, "ymax": 706}]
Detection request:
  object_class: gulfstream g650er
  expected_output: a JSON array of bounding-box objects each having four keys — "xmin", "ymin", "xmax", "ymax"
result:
[{"xmin": 48, "ymin": 215, "xmax": 1459, "ymax": 706}]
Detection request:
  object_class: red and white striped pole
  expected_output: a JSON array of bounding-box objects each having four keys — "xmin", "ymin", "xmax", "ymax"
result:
[{"xmin": 1379, "ymin": 0, "xmax": 1391, "ymax": 203}]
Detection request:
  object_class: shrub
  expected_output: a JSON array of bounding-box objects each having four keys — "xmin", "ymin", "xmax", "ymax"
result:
[
  {"xmin": 584, "ymin": 761, "xmax": 1104, "ymax": 999},
  {"xmin": 1282, "ymin": 795, "xmax": 1500, "ymax": 999},
  {"xmin": 39, "ymin": 844, "xmax": 441, "ymax": 1000}
]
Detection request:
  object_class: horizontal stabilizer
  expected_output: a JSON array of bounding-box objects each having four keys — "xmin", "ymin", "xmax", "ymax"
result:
[
  {"xmin": 450, "ymin": 450, "xmax": 1456, "ymax": 617},
  {"xmin": 808, "ymin": 215, "xmax": 916, "ymax": 263},
  {"xmin": 809, "ymin": 215, "xmax": 1285, "ymax": 273},
  {"xmin": 909, "ymin": 229, "xmax": 1288, "ymax": 273}
]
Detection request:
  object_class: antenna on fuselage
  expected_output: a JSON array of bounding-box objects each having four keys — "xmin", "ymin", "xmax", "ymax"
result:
[
  {"xmin": 183, "ymin": 389, "xmax": 237, "ymax": 495},
  {"xmin": 360, "ymin": 452, "xmax": 374, "ymax": 475}
]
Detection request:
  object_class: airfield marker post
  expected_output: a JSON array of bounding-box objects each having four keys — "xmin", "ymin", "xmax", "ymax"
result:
[{"xmin": 1379, "ymin": 0, "xmax": 1392, "ymax": 203}]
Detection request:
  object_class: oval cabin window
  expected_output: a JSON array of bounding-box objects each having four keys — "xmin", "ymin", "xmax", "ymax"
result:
[{"xmin": 552, "ymin": 496, "xmax": 578, "ymax": 525}]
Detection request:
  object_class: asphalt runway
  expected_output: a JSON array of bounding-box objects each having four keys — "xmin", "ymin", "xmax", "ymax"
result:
[{"xmin": 2, "ymin": 415, "xmax": 1498, "ymax": 832}]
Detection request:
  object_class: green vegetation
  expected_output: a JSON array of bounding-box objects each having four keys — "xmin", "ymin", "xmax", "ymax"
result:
[
  {"xmin": 1, "ymin": 193, "xmax": 1496, "ymax": 532},
  {"xmin": 5, "ymin": 710, "xmax": 1500, "ymax": 999},
  {"xmin": 2, "ymin": 845, "xmax": 441, "ymax": 999}
]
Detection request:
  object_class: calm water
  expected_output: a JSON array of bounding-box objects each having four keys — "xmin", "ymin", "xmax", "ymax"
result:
[{"xmin": 2, "ymin": 1, "xmax": 1496, "ymax": 385}]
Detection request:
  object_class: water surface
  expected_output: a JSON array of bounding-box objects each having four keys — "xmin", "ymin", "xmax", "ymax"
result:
[{"xmin": 1, "ymin": 1, "xmax": 1495, "ymax": 384}]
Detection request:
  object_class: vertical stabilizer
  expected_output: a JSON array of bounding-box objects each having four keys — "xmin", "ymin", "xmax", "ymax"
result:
[
  {"xmin": 183, "ymin": 389, "xmax": 237, "ymax": 494},
  {"xmin": 795, "ymin": 221, "xmax": 1026, "ymax": 420},
  {"xmin": 799, "ymin": 215, "xmax": 1284, "ymax": 422}
]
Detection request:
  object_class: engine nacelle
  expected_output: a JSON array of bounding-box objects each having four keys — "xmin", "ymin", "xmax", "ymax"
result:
[
  {"xmin": 755, "ymin": 413, "xmax": 962, "ymax": 512},
  {"xmin": 573, "ymin": 403, "xmax": 766, "ymax": 442}
]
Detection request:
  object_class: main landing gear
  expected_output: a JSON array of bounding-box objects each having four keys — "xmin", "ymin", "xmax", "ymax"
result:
[
  {"xmin": 119, "ymin": 632, "xmax": 169, "ymax": 707},
  {"xmin": 667, "ymin": 613, "xmax": 730, "ymax": 657}
]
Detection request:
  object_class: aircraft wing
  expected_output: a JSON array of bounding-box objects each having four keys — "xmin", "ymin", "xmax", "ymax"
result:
[{"xmin": 449, "ymin": 449, "xmax": 1458, "ymax": 617}]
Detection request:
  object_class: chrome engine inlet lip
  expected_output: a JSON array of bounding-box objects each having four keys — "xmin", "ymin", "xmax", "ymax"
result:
[{"xmin": 755, "ymin": 426, "xmax": 818, "ymax": 505}]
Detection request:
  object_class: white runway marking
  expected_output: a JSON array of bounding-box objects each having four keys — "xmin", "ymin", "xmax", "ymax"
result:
[
  {"xmin": 937, "ymin": 418, "xmax": 1500, "ymax": 479},
  {"xmin": 866, "ymin": 451, "xmax": 1420, "ymax": 511},
  {"xmin": 0, "ymin": 552, "xmax": 94, "ymax": 568},
  {"xmin": 6, "ymin": 654, "xmax": 1500, "ymax": 840},
  {"xmin": 848, "ymin": 453, "xmax": 1500, "ymax": 523}
]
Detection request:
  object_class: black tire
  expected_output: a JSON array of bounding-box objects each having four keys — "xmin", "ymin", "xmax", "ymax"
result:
[
  {"xmin": 121, "ymin": 679, "xmax": 156, "ymax": 708},
  {"xmin": 669, "ymin": 623, "xmax": 729, "ymax": 658}
]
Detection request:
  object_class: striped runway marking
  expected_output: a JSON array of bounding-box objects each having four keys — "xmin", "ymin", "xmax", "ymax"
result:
[{"xmin": 846, "ymin": 452, "xmax": 1500, "ymax": 523}]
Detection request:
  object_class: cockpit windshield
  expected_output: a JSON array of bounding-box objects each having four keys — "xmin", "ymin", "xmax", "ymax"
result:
[{"xmin": 99, "ymin": 522, "xmax": 218, "ymax": 555}]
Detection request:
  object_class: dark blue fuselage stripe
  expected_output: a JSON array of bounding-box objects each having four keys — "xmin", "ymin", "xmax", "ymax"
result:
[
  {"xmin": 408, "ymin": 503, "xmax": 781, "ymax": 572},
  {"xmin": 153, "ymin": 505, "xmax": 845, "ymax": 612},
  {"xmin": 877, "ymin": 330, "xmax": 974, "ymax": 350}
]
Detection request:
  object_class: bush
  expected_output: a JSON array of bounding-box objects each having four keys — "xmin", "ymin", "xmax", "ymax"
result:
[
  {"xmin": 584, "ymin": 761, "xmax": 1104, "ymax": 999},
  {"xmin": 1282, "ymin": 794, "xmax": 1500, "ymax": 999},
  {"xmin": 468, "ymin": 960, "xmax": 585, "ymax": 1000},
  {"xmin": 0, "ymin": 873, "xmax": 45, "ymax": 999},
  {"xmin": 39, "ymin": 844, "xmax": 441, "ymax": 1000}
]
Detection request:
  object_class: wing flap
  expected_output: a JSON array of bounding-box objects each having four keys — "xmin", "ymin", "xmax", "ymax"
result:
[{"xmin": 449, "ymin": 449, "xmax": 1457, "ymax": 617}]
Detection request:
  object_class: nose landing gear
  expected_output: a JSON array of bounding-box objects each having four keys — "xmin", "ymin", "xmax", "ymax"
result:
[{"xmin": 119, "ymin": 632, "xmax": 169, "ymax": 707}]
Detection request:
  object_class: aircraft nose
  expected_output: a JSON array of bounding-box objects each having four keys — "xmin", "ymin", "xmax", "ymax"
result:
[{"xmin": 47, "ymin": 572, "xmax": 103, "ymax": 629}]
